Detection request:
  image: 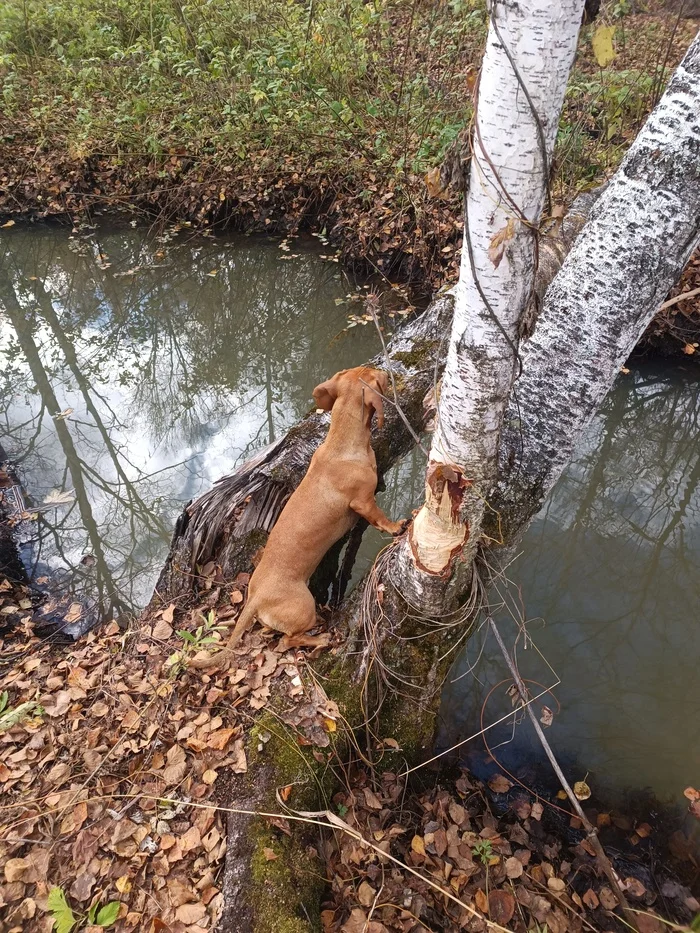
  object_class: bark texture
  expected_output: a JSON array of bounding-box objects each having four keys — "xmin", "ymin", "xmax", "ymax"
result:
[
  {"xmin": 495, "ymin": 30, "xmax": 700, "ymax": 540},
  {"xmin": 392, "ymin": 0, "xmax": 585, "ymax": 610}
]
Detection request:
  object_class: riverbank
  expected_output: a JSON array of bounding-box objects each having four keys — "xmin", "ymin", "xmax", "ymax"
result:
[
  {"xmin": 1, "ymin": 592, "xmax": 698, "ymax": 933},
  {"xmin": 1, "ymin": 2, "xmax": 699, "ymax": 338}
]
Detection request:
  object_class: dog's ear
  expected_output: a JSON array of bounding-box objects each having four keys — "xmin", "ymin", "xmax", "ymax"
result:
[
  {"xmin": 364, "ymin": 370, "xmax": 388, "ymax": 429},
  {"xmin": 312, "ymin": 371, "xmax": 344, "ymax": 411}
]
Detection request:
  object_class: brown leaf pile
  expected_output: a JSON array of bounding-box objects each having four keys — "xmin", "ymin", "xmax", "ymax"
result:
[
  {"xmin": 320, "ymin": 769, "xmax": 700, "ymax": 933},
  {"xmin": 0, "ymin": 588, "xmax": 338, "ymax": 932}
]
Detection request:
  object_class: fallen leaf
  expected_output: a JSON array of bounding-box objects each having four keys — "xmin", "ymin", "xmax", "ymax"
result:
[
  {"xmin": 115, "ymin": 875, "xmax": 132, "ymax": 894},
  {"xmin": 263, "ymin": 847, "xmax": 278, "ymax": 861},
  {"xmin": 207, "ymin": 727, "xmax": 235, "ymax": 750},
  {"xmin": 357, "ymin": 880, "xmax": 375, "ymax": 907},
  {"xmin": 488, "ymin": 774, "xmax": 513, "ymax": 794},
  {"xmin": 202, "ymin": 769, "xmax": 218, "ymax": 785},
  {"xmin": 505, "ymin": 856, "xmax": 523, "ymax": 879},
  {"xmin": 411, "ymin": 835, "xmax": 425, "ymax": 856},
  {"xmin": 5, "ymin": 858, "xmax": 29, "ymax": 882},
  {"xmin": 623, "ymin": 876, "xmax": 646, "ymax": 898},
  {"xmin": 574, "ymin": 780, "xmax": 591, "ymax": 800},
  {"xmin": 583, "ymin": 888, "xmax": 599, "ymax": 909},
  {"xmin": 175, "ymin": 902, "xmax": 207, "ymax": 924},
  {"xmin": 531, "ymin": 801, "xmax": 544, "ymax": 820},
  {"xmin": 540, "ymin": 705, "xmax": 554, "ymax": 727},
  {"xmin": 548, "ymin": 877, "xmax": 566, "ymax": 893},
  {"xmin": 152, "ymin": 619, "xmax": 173, "ymax": 640},
  {"xmin": 599, "ymin": 886, "xmax": 618, "ymax": 910},
  {"xmin": 162, "ymin": 604, "xmax": 175, "ymax": 624},
  {"xmin": 488, "ymin": 889, "xmax": 515, "ymax": 924}
]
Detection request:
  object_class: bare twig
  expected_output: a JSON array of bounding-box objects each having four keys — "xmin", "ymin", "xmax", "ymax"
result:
[{"xmin": 658, "ymin": 285, "xmax": 700, "ymax": 311}]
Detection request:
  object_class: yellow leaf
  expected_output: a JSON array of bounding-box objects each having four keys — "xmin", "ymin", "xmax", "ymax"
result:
[
  {"xmin": 116, "ymin": 874, "xmax": 132, "ymax": 893},
  {"xmin": 574, "ymin": 780, "xmax": 591, "ymax": 800},
  {"xmin": 202, "ymin": 769, "xmax": 218, "ymax": 785},
  {"xmin": 488, "ymin": 218, "xmax": 516, "ymax": 268},
  {"xmin": 323, "ymin": 718, "xmax": 336, "ymax": 733},
  {"xmin": 592, "ymin": 25, "xmax": 616, "ymax": 67},
  {"xmin": 2, "ymin": 220, "xmax": 15, "ymax": 227},
  {"xmin": 424, "ymin": 166, "xmax": 447, "ymax": 199},
  {"xmin": 411, "ymin": 834, "xmax": 425, "ymax": 855},
  {"xmin": 683, "ymin": 343, "xmax": 696, "ymax": 354}
]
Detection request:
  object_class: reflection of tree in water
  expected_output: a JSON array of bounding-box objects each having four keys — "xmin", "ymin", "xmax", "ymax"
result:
[
  {"xmin": 440, "ymin": 367, "xmax": 700, "ymax": 801},
  {"xmin": 0, "ymin": 226, "xmax": 376, "ymax": 616}
]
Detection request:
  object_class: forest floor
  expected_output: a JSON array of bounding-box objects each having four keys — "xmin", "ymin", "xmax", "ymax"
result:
[
  {"xmin": 1, "ymin": 0, "xmax": 700, "ymax": 353},
  {"xmin": 1, "ymin": 566, "xmax": 699, "ymax": 933}
]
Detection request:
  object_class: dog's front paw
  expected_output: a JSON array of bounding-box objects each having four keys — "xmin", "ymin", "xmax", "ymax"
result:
[{"xmin": 392, "ymin": 518, "xmax": 412, "ymax": 537}]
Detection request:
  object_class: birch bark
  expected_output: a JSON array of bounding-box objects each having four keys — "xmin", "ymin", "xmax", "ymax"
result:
[
  {"xmin": 495, "ymin": 30, "xmax": 700, "ymax": 541},
  {"xmin": 393, "ymin": 0, "xmax": 585, "ymax": 610}
]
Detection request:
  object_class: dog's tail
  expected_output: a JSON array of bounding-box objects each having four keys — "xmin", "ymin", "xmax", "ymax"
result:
[{"xmin": 189, "ymin": 600, "xmax": 256, "ymax": 670}]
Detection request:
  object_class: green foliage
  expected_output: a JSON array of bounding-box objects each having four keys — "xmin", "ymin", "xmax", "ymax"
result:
[
  {"xmin": 0, "ymin": 692, "xmax": 44, "ymax": 732},
  {"xmin": 47, "ymin": 887, "xmax": 121, "ymax": 932},
  {"xmin": 168, "ymin": 607, "xmax": 226, "ymax": 671},
  {"xmin": 472, "ymin": 838, "xmax": 493, "ymax": 865},
  {"xmin": 0, "ymin": 0, "xmax": 481, "ymax": 173},
  {"xmin": 47, "ymin": 888, "xmax": 77, "ymax": 933}
]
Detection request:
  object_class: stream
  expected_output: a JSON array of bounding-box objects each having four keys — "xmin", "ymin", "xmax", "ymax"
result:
[{"xmin": 1, "ymin": 223, "xmax": 698, "ymax": 811}]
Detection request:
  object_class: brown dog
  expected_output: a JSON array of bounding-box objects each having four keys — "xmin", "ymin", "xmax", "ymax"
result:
[{"xmin": 190, "ymin": 366, "xmax": 405, "ymax": 671}]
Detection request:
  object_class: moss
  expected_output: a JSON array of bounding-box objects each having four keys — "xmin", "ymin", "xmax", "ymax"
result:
[
  {"xmin": 392, "ymin": 338, "xmax": 439, "ymax": 370},
  {"xmin": 249, "ymin": 819, "xmax": 324, "ymax": 933}
]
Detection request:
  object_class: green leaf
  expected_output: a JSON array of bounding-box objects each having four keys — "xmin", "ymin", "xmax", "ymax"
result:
[
  {"xmin": 177, "ymin": 630, "xmax": 196, "ymax": 643},
  {"xmin": 690, "ymin": 913, "xmax": 700, "ymax": 932},
  {"xmin": 95, "ymin": 901, "xmax": 121, "ymax": 926},
  {"xmin": 47, "ymin": 887, "xmax": 77, "ymax": 933},
  {"xmin": 88, "ymin": 901, "xmax": 98, "ymax": 923},
  {"xmin": 0, "ymin": 700, "xmax": 44, "ymax": 732},
  {"xmin": 0, "ymin": 690, "xmax": 8, "ymax": 713}
]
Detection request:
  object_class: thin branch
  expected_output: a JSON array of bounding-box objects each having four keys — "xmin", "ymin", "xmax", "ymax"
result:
[{"xmin": 487, "ymin": 615, "xmax": 639, "ymax": 933}]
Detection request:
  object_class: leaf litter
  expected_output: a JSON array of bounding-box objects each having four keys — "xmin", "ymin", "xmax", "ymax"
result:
[
  {"xmin": 1, "ymin": 571, "xmax": 699, "ymax": 932},
  {"xmin": 0, "ymin": 581, "xmax": 347, "ymax": 932}
]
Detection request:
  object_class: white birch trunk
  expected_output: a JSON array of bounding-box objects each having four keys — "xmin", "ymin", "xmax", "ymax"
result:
[
  {"xmin": 393, "ymin": 0, "xmax": 584, "ymax": 610},
  {"xmin": 494, "ymin": 30, "xmax": 700, "ymax": 540}
]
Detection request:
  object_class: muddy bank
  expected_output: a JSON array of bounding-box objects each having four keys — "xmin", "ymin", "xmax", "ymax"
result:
[{"xmin": 2, "ymin": 156, "xmax": 700, "ymax": 358}]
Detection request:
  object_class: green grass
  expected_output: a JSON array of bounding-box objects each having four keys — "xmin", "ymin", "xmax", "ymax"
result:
[
  {"xmin": 0, "ymin": 0, "xmax": 483, "ymax": 173},
  {"xmin": 0, "ymin": 1, "xmax": 696, "ymax": 287}
]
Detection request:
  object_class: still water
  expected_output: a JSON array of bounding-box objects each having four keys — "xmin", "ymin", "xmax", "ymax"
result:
[{"xmin": 1, "ymin": 224, "xmax": 699, "ymax": 804}]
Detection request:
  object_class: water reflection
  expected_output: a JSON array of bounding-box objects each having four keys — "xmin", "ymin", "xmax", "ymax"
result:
[
  {"xmin": 0, "ymin": 224, "xmax": 378, "ymax": 615},
  {"xmin": 440, "ymin": 365, "xmax": 700, "ymax": 802}
]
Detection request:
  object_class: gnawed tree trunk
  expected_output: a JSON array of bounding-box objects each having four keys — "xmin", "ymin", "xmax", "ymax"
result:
[{"xmin": 389, "ymin": 0, "xmax": 585, "ymax": 613}]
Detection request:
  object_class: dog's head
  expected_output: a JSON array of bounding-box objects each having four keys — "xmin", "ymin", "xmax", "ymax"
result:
[{"xmin": 312, "ymin": 366, "xmax": 389, "ymax": 428}]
